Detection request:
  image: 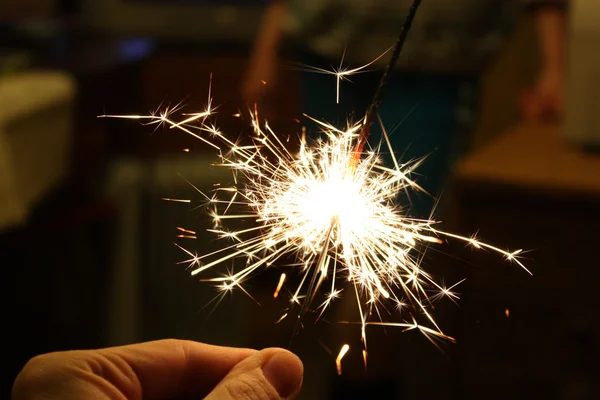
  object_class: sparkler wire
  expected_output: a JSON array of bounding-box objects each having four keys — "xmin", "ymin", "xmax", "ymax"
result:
[
  {"xmin": 354, "ymin": 0, "xmax": 422, "ymax": 159},
  {"xmin": 98, "ymin": 0, "xmax": 529, "ymax": 368},
  {"xmin": 292, "ymin": 0, "xmax": 422, "ymax": 343}
]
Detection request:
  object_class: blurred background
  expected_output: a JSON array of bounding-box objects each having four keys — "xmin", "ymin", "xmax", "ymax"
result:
[{"xmin": 2, "ymin": 0, "xmax": 599, "ymax": 399}]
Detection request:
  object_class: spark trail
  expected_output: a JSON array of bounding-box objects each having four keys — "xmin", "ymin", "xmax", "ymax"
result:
[
  {"xmin": 100, "ymin": 99, "xmax": 528, "ymax": 352},
  {"xmin": 99, "ymin": 0, "xmax": 529, "ymax": 365}
]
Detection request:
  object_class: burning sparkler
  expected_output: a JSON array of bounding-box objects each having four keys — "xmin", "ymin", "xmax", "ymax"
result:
[
  {"xmin": 100, "ymin": 0, "xmax": 529, "ymax": 367},
  {"xmin": 100, "ymin": 97, "xmax": 527, "ymax": 349}
]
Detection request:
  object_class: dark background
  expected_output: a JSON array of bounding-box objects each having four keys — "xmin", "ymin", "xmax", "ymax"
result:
[{"xmin": 2, "ymin": 1, "xmax": 599, "ymax": 399}]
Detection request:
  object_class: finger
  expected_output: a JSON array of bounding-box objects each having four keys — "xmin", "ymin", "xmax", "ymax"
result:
[
  {"xmin": 205, "ymin": 348, "xmax": 303, "ymax": 400},
  {"xmin": 96, "ymin": 339, "xmax": 256, "ymax": 399},
  {"xmin": 13, "ymin": 340, "xmax": 256, "ymax": 400}
]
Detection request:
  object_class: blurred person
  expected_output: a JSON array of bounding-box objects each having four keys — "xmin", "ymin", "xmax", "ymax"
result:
[
  {"xmin": 12, "ymin": 339, "xmax": 303, "ymax": 400},
  {"xmin": 520, "ymin": 2, "xmax": 567, "ymax": 121},
  {"xmin": 244, "ymin": 0, "xmax": 567, "ymax": 216},
  {"xmin": 243, "ymin": 2, "xmax": 568, "ymax": 395}
]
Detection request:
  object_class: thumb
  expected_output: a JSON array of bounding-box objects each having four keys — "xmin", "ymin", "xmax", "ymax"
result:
[{"xmin": 205, "ymin": 348, "xmax": 303, "ymax": 400}]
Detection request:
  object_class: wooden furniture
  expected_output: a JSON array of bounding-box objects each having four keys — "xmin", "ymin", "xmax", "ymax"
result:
[
  {"xmin": 457, "ymin": 124, "xmax": 600, "ymax": 199},
  {"xmin": 454, "ymin": 124, "xmax": 600, "ymax": 399}
]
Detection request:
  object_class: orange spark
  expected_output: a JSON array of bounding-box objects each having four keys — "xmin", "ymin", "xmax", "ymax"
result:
[
  {"xmin": 336, "ymin": 344, "xmax": 350, "ymax": 376},
  {"xmin": 275, "ymin": 313, "xmax": 288, "ymax": 324},
  {"xmin": 162, "ymin": 198, "xmax": 191, "ymax": 203},
  {"xmin": 176, "ymin": 235, "xmax": 197, "ymax": 239},
  {"xmin": 177, "ymin": 227, "xmax": 196, "ymax": 235},
  {"xmin": 273, "ymin": 273, "xmax": 287, "ymax": 299}
]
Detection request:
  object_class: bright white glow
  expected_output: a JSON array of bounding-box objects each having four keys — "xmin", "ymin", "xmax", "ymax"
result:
[{"xmin": 100, "ymin": 68, "xmax": 528, "ymax": 359}]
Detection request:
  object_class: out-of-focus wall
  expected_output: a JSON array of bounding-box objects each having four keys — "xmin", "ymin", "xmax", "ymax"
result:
[
  {"xmin": 564, "ymin": 0, "xmax": 600, "ymax": 145},
  {"xmin": 81, "ymin": 0, "xmax": 261, "ymax": 43},
  {"xmin": 0, "ymin": 0, "xmax": 58, "ymax": 19}
]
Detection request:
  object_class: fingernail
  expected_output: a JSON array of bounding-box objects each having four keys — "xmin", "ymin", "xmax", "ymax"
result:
[{"xmin": 262, "ymin": 351, "xmax": 303, "ymax": 398}]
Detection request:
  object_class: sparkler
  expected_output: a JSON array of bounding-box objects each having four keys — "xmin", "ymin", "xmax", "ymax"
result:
[
  {"xmin": 100, "ymin": 0, "xmax": 529, "ymax": 368},
  {"xmin": 355, "ymin": 0, "xmax": 422, "ymax": 160},
  {"xmin": 100, "ymin": 99, "xmax": 527, "ymax": 350}
]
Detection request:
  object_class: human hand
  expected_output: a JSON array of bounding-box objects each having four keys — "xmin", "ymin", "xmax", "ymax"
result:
[
  {"xmin": 12, "ymin": 339, "xmax": 303, "ymax": 400},
  {"xmin": 519, "ymin": 67, "xmax": 565, "ymax": 123}
]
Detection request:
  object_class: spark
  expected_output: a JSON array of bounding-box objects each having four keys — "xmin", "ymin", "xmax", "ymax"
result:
[
  {"xmin": 273, "ymin": 273, "xmax": 287, "ymax": 299},
  {"xmin": 505, "ymin": 308, "xmax": 510, "ymax": 318},
  {"xmin": 295, "ymin": 48, "xmax": 391, "ymax": 104},
  {"xmin": 176, "ymin": 235, "xmax": 197, "ymax": 240},
  {"xmin": 105, "ymin": 97, "xmax": 527, "ymax": 351},
  {"xmin": 336, "ymin": 344, "xmax": 350, "ymax": 375},
  {"xmin": 161, "ymin": 198, "xmax": 191, "ymax": 203},
  {"xmin": 177, "ymin": 227, "xmax": 196, "ymax": 235},
  {"xmin": 173, "ymin": 243, "xmax": 200, "ymax": 270},
  {"xmin": 428, "ymin": 278, "xmax": 466, "ymax": 304},
  {"xmin": 102, "ymin": 5, "xmax": 528, "ymax": 358},
  {"xmin": 276, "ymin": 313, "xmax": 288, "ymax": 324},
  {"xmin": 169, "ymin": 74, "xmax": 214, "ymax": 130}
]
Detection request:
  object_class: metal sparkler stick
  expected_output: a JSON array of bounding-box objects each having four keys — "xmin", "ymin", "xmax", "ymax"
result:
[
  {"xmin": 100, "ymin": 0, "xmax": 528, "ymax": 361},
  {"xmin": 353, "ymin": 0, "xmax": 422, "ymax": 161},
  {"xmin": 290, "ymin": 0, "xmax": 422, "ymax": 342}
]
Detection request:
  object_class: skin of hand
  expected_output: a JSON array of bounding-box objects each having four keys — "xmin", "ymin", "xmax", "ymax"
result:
[
  {"xmin": 242, "ymin": 1, "xmax": 286, "ymax": 104},
  {"xmin": 520, "ymin": 66, "xmax": 564, "ymax": 122},
  {"xmin": 12, "ymin": 339, "xmax": 303, "ymax": 400},
  {"xmin": 520, "ymin": 6, "xmax": 567, "ymax": 122}
]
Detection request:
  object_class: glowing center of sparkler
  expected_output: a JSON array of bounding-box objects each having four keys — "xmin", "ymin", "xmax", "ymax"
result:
[
  {"xmin": 102, "ymin": 12, "xmax": 529, "ymax": 358},
  {"xmin": 299, "ymin": 175, "xmax": 365, "ymax": 234}
]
